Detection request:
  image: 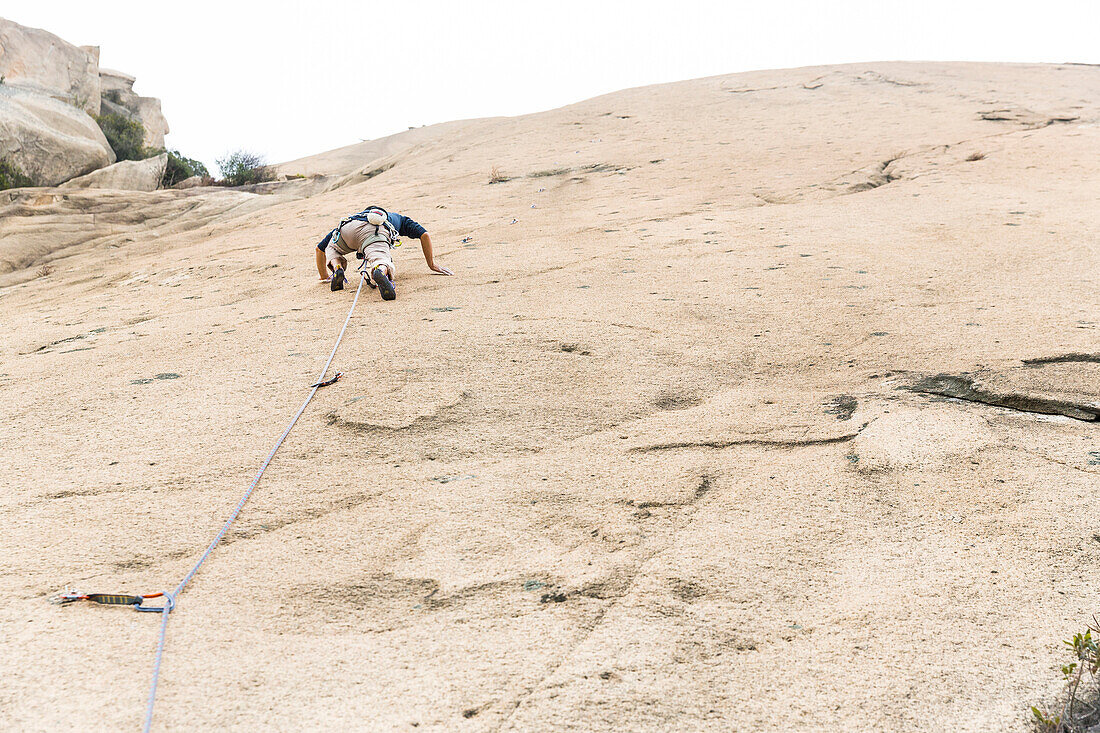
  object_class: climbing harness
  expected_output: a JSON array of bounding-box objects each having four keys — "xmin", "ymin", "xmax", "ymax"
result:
[
  {"xmin": 328, "ymin": 206, "xmax": 400, "ymax": 253},
  {"xmin": 52, "ymin": 276, "xmax": 366, "ymax": 732}
]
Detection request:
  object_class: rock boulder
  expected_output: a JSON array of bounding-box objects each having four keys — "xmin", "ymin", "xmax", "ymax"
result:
[
  {"xmin": 60, "ymin": 151, "xmax": 166, "ymax": 191},
  {"xmin": 99, "ymin": 67, "xmax": 169, "ymax": 149},
  {"xmin": 0, "ymin": 85, "xmax": 114, "ymax": 185},
  {"xmin": 0, "ymin": 18, "xmax": 100, "ymax": 114},
  {"xmin": 0, "ymin": 18, "xmax": 172, "ymax": 186},
  {"xmin": 172, "ymin": 175, "xmax": 210, "ymax": 189}
]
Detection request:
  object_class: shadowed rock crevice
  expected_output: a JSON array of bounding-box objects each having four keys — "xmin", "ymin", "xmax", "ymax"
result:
[
  {"xmin": 25, "ymin": 327, "xmax": 107, "ymax": 354},
  {"xmin": 846, "ymin": 157, "xmax": 901, "ymax": 193},
  {"xmin": 1022, "ymin": 353, "xmax": 1100, "ymax": 367},
  {"xmin": 725, "ymin": 84, "xmax": 786, "ymax": 94},
  {"xmin": 632, "ymin": 426, "xmax": 869, "ymax": 453},
  {"xmin": 525, "ymin": 162, "xmax": 634, "ymax": 179},
  {"xmin": 909, "ymin": 374, "xmax": 1099, "ymax": 421},
  {"xmin": 978, "ymin": 107, "xmax": 1080, "ymax": 128},
  {"xmin": 621, "ymin": 474, "xmax": 714, "ymax": 510}
]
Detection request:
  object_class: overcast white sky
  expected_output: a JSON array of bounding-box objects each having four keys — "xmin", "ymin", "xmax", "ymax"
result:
[{"xmin": 8, "ymin": 1, "xmax": 1099, "ymax": 173}]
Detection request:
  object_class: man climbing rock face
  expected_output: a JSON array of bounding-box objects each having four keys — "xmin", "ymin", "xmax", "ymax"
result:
[{"xmin": 315, "ymin": 206, "xmax": 452, "ymax": 299}]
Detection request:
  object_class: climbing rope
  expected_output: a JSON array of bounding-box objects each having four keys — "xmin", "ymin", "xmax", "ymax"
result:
[{"xmin": 55, "ymin": 275, "xmax": 366, "ymax": 732}]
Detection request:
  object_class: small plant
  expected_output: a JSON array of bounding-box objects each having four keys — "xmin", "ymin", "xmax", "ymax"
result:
[
  {"xmin": 94, "ymin": 112, "xmax": 148, "ymax": 161},
  {"xmin": 35, "ymin": 264, "xmax": 56, "ymax": 278},
  {"xmin": 966, "ymin": 152, "xmax": 986, "ymax": 162},
  {"xmin": 102, "ymin": 89, "xmax": 123, "ymax": 105},
  {"xmin": 0, "ymin": 157, "xmax": 34, "ymax": 190},
  {"xmin": 1031, "ymin": 620, "xmax": 1100, "ymax": 732},
  {"xmin": 489, "ymin": 165, "xmax": 510, "ymax": 184},
  {"xmin": 161, "ymin": 150, "xmax": 210, "ymax": 187},
  {"xmin": 0, "ymin": 74, "xmax": 6, "ymax": 85},
  {"xmin": 215, "ymin": 150, "xmax": 275, "ymax": 187}
]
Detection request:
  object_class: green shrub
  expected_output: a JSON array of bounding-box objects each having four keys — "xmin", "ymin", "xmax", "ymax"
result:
[
  {"xmin": 215, "ymin": 150, "xmax": 275, "ymax": 186},
  {"xmin": 94, "ymin": 112, "xmax": 148, "ymax": 161},
  {"xmin": 0, "ymin": 158, "xmax": 34, "ymax": 190},
  {"xmin": 161, "ymin": 150, "xmax": 210, "ymax": 187},
  {"xmin": 1031, "ymin": 623, "xmax": 1100, "ymax": 732}
]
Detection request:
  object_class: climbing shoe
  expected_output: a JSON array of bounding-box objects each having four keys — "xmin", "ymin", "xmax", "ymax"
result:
[
  {"xmin": 330, "ymin": 267, "xmax": 346, "ymax": 291},
  {"xmin": 372, "ymin": 266, "xmax": 396, "ymax": 301}
]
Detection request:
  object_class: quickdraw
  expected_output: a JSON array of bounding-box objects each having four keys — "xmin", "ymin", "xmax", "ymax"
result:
[
  {"xmin": 48, "ymin": 590, "xmax": 173, "ymax": 613},
  {"xmin": 309, "ymin": 371, "xmax": 342, "ymax": 388}
]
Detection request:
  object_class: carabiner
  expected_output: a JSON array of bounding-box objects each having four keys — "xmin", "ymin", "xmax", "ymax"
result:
[{"xmin": 134, "ymin": 592, "xmax": 175, "ymax": 613}]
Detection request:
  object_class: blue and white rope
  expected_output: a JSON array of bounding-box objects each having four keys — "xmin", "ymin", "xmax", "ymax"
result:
[{"xmin": 141, "ymin": 276, "xmax": 365, "ymax": 731}]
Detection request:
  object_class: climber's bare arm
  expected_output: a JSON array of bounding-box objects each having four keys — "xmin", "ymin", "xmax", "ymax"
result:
[{"xmin": 420, "ymin": 233, "xmax": 453, "ymax": 275}]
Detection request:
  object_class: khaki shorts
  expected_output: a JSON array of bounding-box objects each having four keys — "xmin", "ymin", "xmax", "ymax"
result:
[
  {"xmin": 326, "ymin": 220, "xmax": 367, "ymax": 259},
  {"xmin": 325, "ymin": 237, "xmax": 353, "ymax": 259},
  {"xmin": 360, "ymin": 239, "xmax": 395, "ymax": 277}
]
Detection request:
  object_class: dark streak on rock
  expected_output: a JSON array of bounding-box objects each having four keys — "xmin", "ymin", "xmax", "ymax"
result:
[
  {"xmin": 29, "ymin": 327, "xmax": 107, "ymax": 353},
  {"xmin": 824, "ymin": 395, "xmax": 858, "ymax": 421},
  {"xmin": 908, "ymin": 374, "xmax": 1099, "ymax": 422},
  {"xmin": 1022, "ymin": 353, "xmax": 1100, "ymax": 367},
  {"xmin": 693, "ymin": 475, "xmax": 712, "ymax": 501},
  {"xmin": 726, "ymin": 85, "xmax": 784, "ymax": 94},
  {"xmin": 632, "ymin": 428, "xmax": 867, "ymax": 453}
]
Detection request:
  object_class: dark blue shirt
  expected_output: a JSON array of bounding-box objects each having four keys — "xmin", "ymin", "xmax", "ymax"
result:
[{"xmin": 387, "ymin": 212, "xmax": 426, "ymax": 239}]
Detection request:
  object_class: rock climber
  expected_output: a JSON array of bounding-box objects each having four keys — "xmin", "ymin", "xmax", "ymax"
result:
[{"xmin": 315, "ymin": 205, "xmax": 452, "ymax": 299}]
